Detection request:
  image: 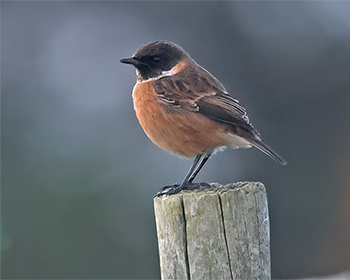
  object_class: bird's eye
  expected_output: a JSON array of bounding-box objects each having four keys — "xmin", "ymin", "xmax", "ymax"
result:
[{"xmin": 153, "ymin": 56, "xmax": 160, "ymax": 63}]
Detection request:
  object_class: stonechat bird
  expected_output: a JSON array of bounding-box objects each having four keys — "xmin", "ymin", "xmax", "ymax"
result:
[{"xmin": 120, "ymin": 40, "xmax": 287, "ymax": 196}]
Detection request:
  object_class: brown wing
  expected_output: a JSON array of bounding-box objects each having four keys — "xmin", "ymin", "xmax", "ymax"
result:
[
  {"xmin": 153, "ymin": 63, "xmax": 287, "ymax": 165},
  {"xmin": 153, "ymin": 63, "xmax": 259, "ymax": 135}
]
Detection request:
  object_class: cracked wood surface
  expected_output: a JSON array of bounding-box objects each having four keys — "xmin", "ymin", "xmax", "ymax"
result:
[{"xmin": 154, "ymin": 182, "xmax": 271, "ymax": 280}]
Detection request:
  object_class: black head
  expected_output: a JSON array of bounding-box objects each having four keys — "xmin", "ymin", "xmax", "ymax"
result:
[{"xmin": 120, "ymin": 40, "xmax": 189, "ymax": 80}]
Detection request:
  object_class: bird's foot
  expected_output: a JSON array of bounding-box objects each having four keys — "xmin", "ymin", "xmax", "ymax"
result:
[
  {"xmin": 154, "ymin": 182, "xmax": 211, "ymax": 197},
  {"xmin": 154, "ymin": 184, "xmax": 181, "ymax": 197}
]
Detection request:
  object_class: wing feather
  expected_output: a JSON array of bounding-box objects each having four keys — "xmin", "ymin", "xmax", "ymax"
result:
[{"xmin": 153, "ymin": 63, "xmax": 258, "ymax": 136}]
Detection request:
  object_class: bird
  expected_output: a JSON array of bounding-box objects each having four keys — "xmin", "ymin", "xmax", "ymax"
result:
[{"xmin": 120, "ymin": 40, "xmax": 287, "ymax": 196}]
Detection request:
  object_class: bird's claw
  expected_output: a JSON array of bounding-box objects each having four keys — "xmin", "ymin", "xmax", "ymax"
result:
[{"xmin": 153, "ymin": 182, "xmax": 211, "ymax": 198}]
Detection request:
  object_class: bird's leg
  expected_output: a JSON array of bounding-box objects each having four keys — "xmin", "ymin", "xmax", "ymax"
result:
[
  {"xmin": 155, "ymin": 154, "xmax": 202, "ymax": 197},
  {"xmin": 188, "ymin": 152, "xmax": 211, "ymax": 183},
  {"xmin": 155, "ymin": 152, "xmax": 212, "ymax": 197}
]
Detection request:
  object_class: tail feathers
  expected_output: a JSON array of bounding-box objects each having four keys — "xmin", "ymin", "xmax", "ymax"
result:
[{"xmin": 249, "ymin": 139, "xmax": 287, "ymax": 165}]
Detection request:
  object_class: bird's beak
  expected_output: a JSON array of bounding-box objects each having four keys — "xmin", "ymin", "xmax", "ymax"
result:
[{"xmin": 119, "ymin": 57, "xmax": 139, "ymax": 66}]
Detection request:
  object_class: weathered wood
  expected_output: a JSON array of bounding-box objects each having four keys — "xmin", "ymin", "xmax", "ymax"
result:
[{"xmin": 154, "ymin": 182, "xmax": 271, "ymax": 280}]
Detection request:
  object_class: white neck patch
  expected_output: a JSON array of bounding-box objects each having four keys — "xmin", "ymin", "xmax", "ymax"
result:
[
  {"xmin": 137, "ymin": 60, "xmax": 188, "ymax": 83},
  {"xmin": 138, "ymin": 68, "xmax": 176, "ymax": 83}
]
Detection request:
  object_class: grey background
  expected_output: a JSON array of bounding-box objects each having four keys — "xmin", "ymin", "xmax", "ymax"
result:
[{"xmin": 2, "ymin": 1, "xmax": 350, "ymax": 279}]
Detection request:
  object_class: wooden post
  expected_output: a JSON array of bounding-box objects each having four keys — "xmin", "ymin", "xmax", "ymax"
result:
[{"xmin": 154, "ymin": 182, "xmax": 271, "ymax": 280}]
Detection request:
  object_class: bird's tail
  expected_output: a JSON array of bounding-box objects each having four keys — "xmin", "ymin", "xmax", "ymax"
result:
[{"xmin": 249, "ymin": 139, "xmax": 287, "ymax": 165}]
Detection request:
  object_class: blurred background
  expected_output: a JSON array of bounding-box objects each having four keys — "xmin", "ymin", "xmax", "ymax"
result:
[{"xmin": 2, "ymin": 1, "xmax": 350, "ymax": 279}]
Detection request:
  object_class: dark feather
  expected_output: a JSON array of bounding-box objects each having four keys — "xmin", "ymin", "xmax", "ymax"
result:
[
  {"xmin": 153, "ymin": 63, "xmax": 257, "ymax": 136},
  {"xmin": 153, "ymin": 61, "xmax": 287, "ymax": 165},
  {"xmin": 250, "ymin": 139, "xmax": 288, "ymax": 165}
]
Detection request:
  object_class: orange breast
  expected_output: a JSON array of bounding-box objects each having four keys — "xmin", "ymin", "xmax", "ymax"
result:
[{"xmin": 132, "ymin": 81, "xmax": 228, "ymax": 157}]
